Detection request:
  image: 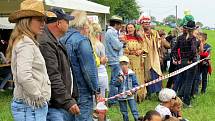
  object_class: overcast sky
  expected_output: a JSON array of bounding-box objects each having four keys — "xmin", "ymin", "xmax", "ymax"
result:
[{"xmin": 136, "ymin": 0, "xmax": 215, "ymax": 27}]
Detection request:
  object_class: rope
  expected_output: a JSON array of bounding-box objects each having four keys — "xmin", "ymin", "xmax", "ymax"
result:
[{"xmin": 105, "ymin": 58, "xmax": 208, "ymax": 101}]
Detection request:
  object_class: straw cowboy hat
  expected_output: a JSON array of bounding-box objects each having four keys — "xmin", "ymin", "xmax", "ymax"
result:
[
  {"xmin": 9, "ymin": 0, "xmax": 49, "ymax": 23},
  {"xmin": 109, "ymin": 15, "xmax": 123, "ymax": 23}
]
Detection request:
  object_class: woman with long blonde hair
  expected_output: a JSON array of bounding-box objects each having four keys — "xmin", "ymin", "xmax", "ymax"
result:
[
  {"xmin": 7, "ymin": 0, "xmax": 51, "ymax": 121},
  {"xmin": 89, "ymin": 23, "xmax": 109, "ymax": 98}
]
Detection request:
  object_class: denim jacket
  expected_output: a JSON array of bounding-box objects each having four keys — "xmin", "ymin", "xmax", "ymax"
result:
[
  {"xmin": 60, "ymin": 28, "xmax": 98, "ymax": 94},
  {"xmin": 114, "ymin": 69, "xmax": 139, "ymax": 100},
  {"xmin": 104, "ymin": 26, "xmax": 123, "ymax": 65}
]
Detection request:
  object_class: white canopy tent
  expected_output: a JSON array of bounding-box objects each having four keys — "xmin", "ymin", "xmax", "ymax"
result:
[
  {"xmin": 0, "ymin": 0, "xmax": 110, "ymax": 29},
  {"xmin": 44, "ymin": 0, "xmax": 110, "ymax": 29},
  {"xmin": 0, "ymin": 0, "xmax": 109, "ymax": 14},
  {"xmin": 45, "ymin": 0, "xmax": 109, "ymax": 14}
]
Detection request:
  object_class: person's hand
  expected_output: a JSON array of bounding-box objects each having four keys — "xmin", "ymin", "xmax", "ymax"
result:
[
  {"xmin": 130, "ymin": 89, "xmax": 136, "ymax": 94},
  {"xmin": 137, "ymin": 30, "xmax": 143, "ymax": 37},
  {"xmin": 69, "ymin": 104, "xmax": 80, "ymax": 115},
  {"xmin": 177, "ymin": 111, "xmax": 183, "ymax": 119},
  {"xmin": 96, "ymin": 94, "xmax": 105, "ymax": 102},
  {"xmin": 119, "ymin": 35, "xmax": 126, "ymax": 42},
  {"xmin": 187, "ymin": 60, "xmax": 192, "ymax": 64},
  {"xmin": 6, "ymin": 60, "xmax": 11, "ymax": 64},
  {"xmin": 178, "ymin": 61, "xmax": 181, "ymax": 65},
  {"xmin": 172, "ymin": 60, "xmax": 177, "ymax": 65},
  {"xmin": 100, "ymin": 56, "xmax": 108, "ymax": 65},
  {"xmin": 135, "ymin": 50, "xmax": 143, "ymax": 56},
  {"xmin": 117, "ymin": 75, "xmax": 124, "ymax": 82},
  {"xmin": 127, "ymin": 91, "xmax": 132, "ymax": 96}
]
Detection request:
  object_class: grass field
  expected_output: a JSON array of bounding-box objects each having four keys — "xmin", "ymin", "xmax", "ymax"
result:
[{"xmin": 0, "ymin": 27, "xmax": 215, "ymax": 121}]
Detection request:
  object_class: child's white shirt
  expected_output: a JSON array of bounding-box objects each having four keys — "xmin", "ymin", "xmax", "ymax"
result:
[{"xmin": 155, "ymin": 104, "xmax": 172, "ymax": 118}]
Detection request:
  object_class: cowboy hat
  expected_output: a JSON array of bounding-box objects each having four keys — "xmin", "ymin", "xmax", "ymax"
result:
[
  {"xmin": 109, "ymin": 15, "xmax": 123, "ymax": 23},
  {"xmin": 183, "ymin": 20, "xmax": 197, "ymax": 30},
  {"xmin": 9, "ymin": 0, "xmax": 47, "ymax": 23}
]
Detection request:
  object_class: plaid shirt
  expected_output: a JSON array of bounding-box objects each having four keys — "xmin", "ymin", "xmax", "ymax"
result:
[{"xmin": 172, "ymin": 34, "xmax": 197, "ymax": 63}]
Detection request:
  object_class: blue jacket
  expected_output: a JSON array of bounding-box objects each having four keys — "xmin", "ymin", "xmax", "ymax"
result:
[
  {"xmin": 104, "ymin": 26, "xmax": 123, "ymax": 65},
  {"xmin": 60, "ymin": 28, "xmax": 98, "ymax": 94},
  {"xmin": 114, "ymin": 69, "xmax": 139, "ymax": 100}
]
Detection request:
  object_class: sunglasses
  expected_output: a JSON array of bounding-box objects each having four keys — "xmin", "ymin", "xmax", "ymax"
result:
[{"xmin": 172, "ymin": 97, "xmax": 177, "ymax": 100}]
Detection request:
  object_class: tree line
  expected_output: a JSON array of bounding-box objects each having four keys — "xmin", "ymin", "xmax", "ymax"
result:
[
  {"xmin": 90, "ymin": 0, "xmax": 204, "ymax": 27},
  {"xmin": 89, "ymin": 0, "xmax": 140, "ymax": 20}
]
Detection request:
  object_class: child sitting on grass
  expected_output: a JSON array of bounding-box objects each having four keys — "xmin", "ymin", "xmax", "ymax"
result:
[
  {"xmin": 115, "ymin": 56, "xmax": 139, "ymax": 121},
  {"xmin": 155, "ymin": 88, "xmax": 176, "ymax": 119},
  {"xmin": 138, "ymin": 110, "xmax": 162, "ymax": 121},
  {"xmin": 171, "ymin": 97, "xmax": 189, "ymax": 121},
  {"xmin": 171, "ymin": 97, "xmax": 183, "ymax": 119}
]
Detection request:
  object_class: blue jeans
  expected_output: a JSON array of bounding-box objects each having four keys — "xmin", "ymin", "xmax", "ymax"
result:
[
  {"xmin": 108, "ymin": 64, "xmax": 120, "ymax": 105},
  {"xmin": 173, "ymin": 64, "xmax": 185, "ymax": 92},
  {"xmin": 147, "ymin": 69, "xmax": 162, "ymax": 94},
  {"xmin": 47, "ymin": 108, "xmax": 75, "ymax": 121},
  {"xmin": 173, "ymin": 72, "xmax": 183, "ymax": 92},
  {"xmin": 192, "ymin": 65, "xmax": 201, "ymax": 95},
  {"xmin": 166, "ymin": 62, "xmax": 178, "ymax": 88},
  {"xmin": 11, "ymin": 100, "xmax": 48, "ymax": 121},
  {"xmin": 178, "ymin": 65, "xmax": 196, "ymax": 105},
  {"xmin": 119, "ymin": 99, "xmax": 139, "ymax": 121},
  {"xmin": 200, "ymin": 65, "xmax": 208, "ymax": 93},
  {"xmin": 75, "ymin": 90, "xmax": 93, "ymax": 121}
]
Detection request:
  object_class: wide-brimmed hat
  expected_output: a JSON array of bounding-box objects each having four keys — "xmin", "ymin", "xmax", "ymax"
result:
[
  {"xmin": 183, "ymin": 20, "xmax": 196, "ymax": 30},
  {"xmin": 9, "ymin": 0, "xmax": 47, "ymax": 23},
  {"xmin": 109, "ymin": 15, "xmax": 123, "ymax": 23}
]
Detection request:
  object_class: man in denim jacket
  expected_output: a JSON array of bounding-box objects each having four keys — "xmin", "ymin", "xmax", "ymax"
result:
[
  {"xmin": 60, "ymin": 11, "xmax": 99, "ymax": 121},
  {"xmin": 104, "ymin": 15, "xmax": 124, "ymax": 106},
  {"xmin": 115, "ymin": 56, "xmax": 139, "ymax": 121}
]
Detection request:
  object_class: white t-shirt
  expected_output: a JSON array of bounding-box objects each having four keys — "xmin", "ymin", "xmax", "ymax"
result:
[{"xmin": 155, "ymin": 104, "xmax": 172, "ymax": 119}]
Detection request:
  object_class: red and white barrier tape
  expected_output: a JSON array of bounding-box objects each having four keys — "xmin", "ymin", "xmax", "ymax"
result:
[{"xmin": 105, "ymin": 58, "xmax": 208, "ymax": 101}]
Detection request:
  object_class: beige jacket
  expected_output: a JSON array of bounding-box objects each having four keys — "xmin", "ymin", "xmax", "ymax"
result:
[
  {"xmin": 11, "ymin": 35, "xmax": 51, "ymax": 107},
  {"xmin": 142, "ymin": 29, "xmax": 163, "ymax": 80}
]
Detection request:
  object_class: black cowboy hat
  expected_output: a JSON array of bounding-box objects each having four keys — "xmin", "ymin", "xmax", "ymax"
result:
[{"xmin": 183, "ymin": 20, "xmax": 197, "ymax": 30}]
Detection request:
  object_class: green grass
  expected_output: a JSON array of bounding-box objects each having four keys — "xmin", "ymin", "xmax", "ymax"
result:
[
  {"xmin": 0, "ymin": 90, "xmax": 13, "ymax": 121},
  {"xmin": 0, "ymin": 28, "xmax": 215, "ymax": 121}
]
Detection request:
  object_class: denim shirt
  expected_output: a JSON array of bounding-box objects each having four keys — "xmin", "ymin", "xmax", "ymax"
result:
[
  {"xmin": 203, "ymin": 43, "xmax": 211, "ymax": 54},
  {"xmin": 60, "ymin": 28, "xmax": 98, "ymax": 94},
  {"xmin": 104, "ymin": 26, "xmax": 123, "ymax": 65},
  {"xmin": 114, "ymin": 69, "xmax": 139, "ymax": 100}
]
